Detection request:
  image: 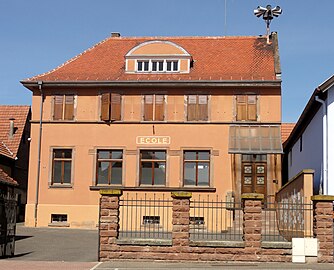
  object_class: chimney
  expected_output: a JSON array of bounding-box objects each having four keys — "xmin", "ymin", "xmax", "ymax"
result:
[
  {"xmin": 9, "ymin": 118, "xmax": 15, "ymax": 138},
  {"xmin": 111, "ymin": 32, "xmax": 121, "ymax": 37}
]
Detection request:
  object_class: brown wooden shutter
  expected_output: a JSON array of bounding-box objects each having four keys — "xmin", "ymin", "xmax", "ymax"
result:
[
  {"xmin": 187, "ymin": 95, "xmax": 197, "ymax": 121},
  {"xmin": 111, "ymin": 93, "xmax": 121, "ymax": 120},
  {"xmin": 155, "ymin": 95, "xmax": 164, "ymax": 121},
  {"xmin": 53, "ymin": 95, "xmax": 64, "ymax": 120},
  {"xmin": 144, "ymin": 95, "xmax": 153, "ymax": 121},
  {"xmin": 236, "ymin": 95, "xmax": 247, "ymax": 121},
  {"xmin": 198, "ymin": 95, "xmax": 208, "ymax": 121},
  {"xmin": 247, "ymin": 95, "xmax": 257, "ymax": 121},
  {"xmin": 64, "ymin": 95, "xmax": 74, "ymax": 120},
  {"xmin": 101, "ymin": 93, "xmax": 111, "ymax": 121}
]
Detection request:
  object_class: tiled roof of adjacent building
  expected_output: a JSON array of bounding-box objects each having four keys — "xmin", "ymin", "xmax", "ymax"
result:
[
  {"xmin": 281, "ymin": 123, "xmax": 295, "ymax": 144},
  {"xmin": 0, "ymin": 106, "xmax": 30, "ymax": 159},
  {"xmin": 23, "ymin": 35, "xmax": 279, "ymax": 83},
  {"xmin": 0, "ymin": 168, "xmax": 18, "ymax": 186}
]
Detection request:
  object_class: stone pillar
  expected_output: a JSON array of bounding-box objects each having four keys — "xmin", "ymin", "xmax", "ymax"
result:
[
  {"xmin": 242, "ymin": 193, "xmax": 263, "ymax": 249},
  {"xmin": 311, "ymin": 195, "xmax": 334, "ymax": 263},
  {"xmin": 99, "ymin": 189, "xmax": 122, "ymax": 261},
  {"xmin": 171, "ymin": 191, "xmax": 191, "ymax": 247}
]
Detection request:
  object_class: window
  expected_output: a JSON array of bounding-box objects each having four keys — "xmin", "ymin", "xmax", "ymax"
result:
[
  {"xmin": 140, "ymin": 150, "xmax": 166, "ymax": 186},
  {"xmin": 236, "ymin": 95, "xmax": 257, "ymax": 121},
  {"xmin": 52, "ymin": 149, "xmax": 72, "ymax": 185},
  {"xmin": 190, "ymin": 217, "xmax": 204, "ymax": 225},
  {"xmin": 101, "ymin": 93, "xmax": 122, "ymax": 121},
  {"xmin": 143, "ymin": 216, "xmax": 160, "ymax": 225},
  {"xmin": 51, "ymin": 214, "xmax": 67, "ymax": 224},
  {"xmin": 96, "ymin": 150, "xmax": 123, "ymax": 185},
  {"xmin": 143, "ymin": 95, "xmax": 165, "ymax": 121},
  {"xmin": 183, "ymin": 150, "xmax": 210, "ymax": 186},
  {"xmin": 53, "ymin": 94, "xmax": 75, "ymax": 120},
  {"xmin": 299, "ymin": 135, "xmax": 303, "ymax": 152},
  {"xmin": 136, "ymin": 60, "xmax": 179, "ymax": 72},
  {"xmin": 187, "ymin": 95, "xmax": 208, "ymax": 121}
]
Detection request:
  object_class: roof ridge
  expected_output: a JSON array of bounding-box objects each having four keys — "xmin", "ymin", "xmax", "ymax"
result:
[
  {"xmin": 112, "ymin": 35, "xmax": 264, "ymax": 40},
  {"xmin": 23, "ymin": 36, "xmax": 113, "ymax": 82}
]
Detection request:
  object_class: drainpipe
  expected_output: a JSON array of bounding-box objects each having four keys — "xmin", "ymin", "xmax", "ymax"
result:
[
  {"xmin": 34, "ymin": 81, "xmax": 43, "ymax": 227},
  {"xmin": 315, "ymin": 96, "xmax": 328, "ymax": 195}
]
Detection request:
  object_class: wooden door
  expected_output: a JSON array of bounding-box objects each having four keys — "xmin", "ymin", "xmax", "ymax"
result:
[{"xmin": 242, "ymin": 162, "xmax": 267, "ymax": 196}]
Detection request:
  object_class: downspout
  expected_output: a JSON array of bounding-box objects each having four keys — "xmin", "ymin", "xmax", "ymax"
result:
[
  {"xmin": 34, "ymin": 81, "xmax": 43, "ymax": 227},
  {"xmin": 315, "ymin": 96, "xmax": 328, "ymax": 195}
]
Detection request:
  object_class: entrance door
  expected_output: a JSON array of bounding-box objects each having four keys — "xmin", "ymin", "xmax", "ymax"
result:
[{"xmin": 241, "ymin": 154, "xmax": 267, "ymax": 196}]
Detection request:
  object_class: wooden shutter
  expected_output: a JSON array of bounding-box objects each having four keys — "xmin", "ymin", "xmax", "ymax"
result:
[
  {"xmin": 101, "ymin": 93, "xmax": 110, "ymax": 121},
  {"xmin": 111, "ymin": 93, "xmax": 121, "ymax": 120},
  {"xmin": 53, "ymin": 95, "xmax": 64, "ymax": 120},
  {"xmin": 187, "ymin": 95, "xmax": 197, "ymax": 121},
  {"xmin": 155, "ymin": 95, "xmax": 164, "ymax": 121},
  {"xmin": 144, "ymin": 95, "xmax": 153, "ymax": 121},
  {"xmin": 247, "ymin": 95, "xmax": 257, "ymax": 121},
  {"xmin": 198, "ymin": 95, "xmax": 208, "ymax": 121},
  {"xmin": 236, "ymin": 95, "xmax": 247, "ymax": 121},
  {"xmin": 64, "ymin": 95, "xmax": 74, "ymax": 120}
]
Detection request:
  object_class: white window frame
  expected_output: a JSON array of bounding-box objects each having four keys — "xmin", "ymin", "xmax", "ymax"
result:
[{"xmin": 136, "ymin": 59, "xmax": 179, "ymax": 73}]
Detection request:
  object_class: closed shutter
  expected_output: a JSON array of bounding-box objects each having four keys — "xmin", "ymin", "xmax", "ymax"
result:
[
  {"xmin": 236, "ymin": 95, "xmax": 247, "ymax": 121},
  {"xmin": 155, "ymin": 95, "xmax": 164, "ymax": 121},
  {"xmin": 247, "ymin": 95, "xmax": 257, "ymax": 121},
  {"xmin": 187, "ymin": 95, "xmax": 197, "ymax": 121},
  {"xmin": 198, "ymin": 95, "xmax": 208, "ymax": 121},
  {"xmin": 53, "ymin": 95, "xmax": 64, "ymax": 120},
  {"xmin": 101, "ymin": 93, "xmax": 111, "ymax": 121},
  {"xmin": 111, "ymin": 93, "xmax": 121, "ymax": 120},
  {"xmin": 64, "ymin": 95, "xmax": 74, "ymax": 120},
  {"xmin": 144, "ymin": 95, "xmax": 153, "ymax": 121}
]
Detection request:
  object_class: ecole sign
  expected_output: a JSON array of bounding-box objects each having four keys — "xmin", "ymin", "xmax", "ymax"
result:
[{"xmin": 136, "ymin": 136, "xmax": 171, "ymax": 145}]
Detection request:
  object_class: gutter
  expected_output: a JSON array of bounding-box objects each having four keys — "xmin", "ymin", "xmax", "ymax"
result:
[
  {"xmin": 315, "ymin": 95, "xmax": 328, "ymax": 195},
  {"xmin": 35, "ymin": 81, "xmax": 43, "ymax": 227}
]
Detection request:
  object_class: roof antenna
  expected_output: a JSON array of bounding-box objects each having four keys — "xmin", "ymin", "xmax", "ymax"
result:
[{"xmin": 254, "ymin": 5, "xmax": 282, "ymax": 44}]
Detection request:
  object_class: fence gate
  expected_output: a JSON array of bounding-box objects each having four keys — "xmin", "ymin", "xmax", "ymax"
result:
[{"xmin": 0, "ymin": 193, "xmax": 17, "ymax": 257}]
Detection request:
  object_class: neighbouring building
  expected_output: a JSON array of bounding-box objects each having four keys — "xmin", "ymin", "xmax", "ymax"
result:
[
  {"xmin": 283, "ymin": 74, "xmax": 334, "ymax": 195},
  {"xmin": 21, "ymin": 33, "xmax": 283, "ymax": 228},
  {"xmin": 0, "ymin": 106, "xmax": 31, "ymax": 221}
]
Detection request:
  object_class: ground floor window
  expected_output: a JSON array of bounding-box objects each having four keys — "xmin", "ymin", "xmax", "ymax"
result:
[
  {"xmin": 183, "ymin": 150, "xmax": 210, "ymax": 186},
  {"xmin": 140, "ymin": 150, "xmax": 166, "ymax": 186},
  {"xmin": 52, "ymin": 149, "xmax": 72, "ymax": 185},
  {"xmin": 96, "ymin": 150, "xmax": 123, "ymax": 185}
]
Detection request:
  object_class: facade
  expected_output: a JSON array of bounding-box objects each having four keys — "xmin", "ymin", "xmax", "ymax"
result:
[
  {"xmin": 283, "ymin": 74, "xmax": 334, "ymax": 195},
  {"xmin": 0, "ymin": 106, "xmax": 31, "ymax": 221},
  {"xmin": 22, "ymin": 33, "xmax": 282, "ymax": 228}
]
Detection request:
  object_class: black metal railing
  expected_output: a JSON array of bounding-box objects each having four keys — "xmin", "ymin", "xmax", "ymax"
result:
[
  {"xmin": 190, "ymin": 195, "xmax": 243, "ymax": 242},
  {"xmin": 119, "ymin": 193, "xmax": 172, "ymax": 240}
]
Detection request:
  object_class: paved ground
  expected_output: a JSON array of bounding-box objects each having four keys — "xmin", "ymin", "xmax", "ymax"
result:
[{"xmin": 0, "ymin": 224, "xmax": 333, "ymax": 269}]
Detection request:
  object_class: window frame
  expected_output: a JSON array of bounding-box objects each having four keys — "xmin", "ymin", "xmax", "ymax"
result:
[
  {"xmin": 235, "ymin": 94, "xmax": 258, "ymax": 121},
  {"xmin": 100, "ymin": 92, "xmax": 123, "ymax": 121},
  {"xmin": 183, "ymin": 150, "xmax": 211, "ymax": 187},
  {"xmin": 142, "ymin": 94, "xmax": 166, "ymax": 121},
  {"xmin": 51, "ymin": 148, "xmax": 73, "ymax": 186},
  {"xmin": 136, "ymin": 59, "xmax": 179, "ymax": 73},
  {"xmin": 139, "ymin": 150, "xmax": 167, "ymax": 186},
  {"xmin": 52, "ymin": 94, "xmax": 76, "ymax": 121},
  {"xmin": 95, "ymin": 149, "xmax": 123, "ymax": 186},
  {"xmin": 186, "ymin": 95, "xmax": 209, "ymax": 121}
]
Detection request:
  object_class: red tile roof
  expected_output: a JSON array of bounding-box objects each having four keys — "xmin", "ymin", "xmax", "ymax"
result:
[
  {"xmin": 281, "ymin": 123, "xmax": 295, "ymax": 143},
  {"xmin": 0, "ymin": 106, "xmax": 30, "ymax": 159},
  {"xmin": 24, "ymin": 36, "xmax": 278, "ymax": 82},
  {"xmin": 0, "ymin": 168, "xmax": 18, "ymax": 186}
]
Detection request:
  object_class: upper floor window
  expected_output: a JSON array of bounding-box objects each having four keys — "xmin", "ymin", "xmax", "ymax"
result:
[
  {"xmin": 236, "ymin": 95, "xmax": 257, "ymax": 121},
  {"xmin": 52, "ymin": 149, "xmax": 72, "ymax": 185},
  {"xmin": 187, "ymin": 95, "xmax": 208, "ymax": 121},
  {"xmin": 96, "ymin": 150, "xmax": 123, "ymax": 185},
  {"xmin": 53, "ymin": 94, "xmax": 75, "ymax": 120},
  {"xmin": 140, "ymin": 150, "xmax": 166, "ymax": 186},
  {"xmin": 143, "ymin": 95, "xmax": 165, "ymax": 121},
  {"xmin": 137, "ymin": 60, "xmax": 179, "ymax": 73},
  {"xmin": 183, "ymin": 150, "xmax": 210, "ymax": 186},
  {"xmin": 101, "ymin": 93, "xmax": 122, "ymax": 121}
]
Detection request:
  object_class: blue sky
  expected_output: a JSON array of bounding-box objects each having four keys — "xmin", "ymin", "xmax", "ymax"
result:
[{"xmin": 1, "ymin": 0, "xmax": 333, "ymax": 122}]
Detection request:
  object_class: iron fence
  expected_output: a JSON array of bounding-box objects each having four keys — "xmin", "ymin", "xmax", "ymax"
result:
[
  {"xmin": 190, "ymin": 195, "xmax": 243, "ymax": 242},
  {"xmin": 262, "ymin": 198, "xmax": 313, "ymax": 242},
  {"xmin": 119, "ymin": 193, "xmax": 172, "ymax": 240}
]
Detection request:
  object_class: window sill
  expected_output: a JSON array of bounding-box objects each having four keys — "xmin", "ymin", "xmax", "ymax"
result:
[
  {"xmin": 48, "ymin": 222, "xmax": 70, "ymax": 227},
  {"xmin": 49, "ymin": 184, "xmax": 73, "ymax": 189},
  {"xmin": 90, "ymin": 186, "xmax": 216, "ymax": 192}
]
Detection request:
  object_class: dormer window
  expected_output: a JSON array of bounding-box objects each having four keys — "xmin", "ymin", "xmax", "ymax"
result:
[{"xmin": 126, "ymin": 41, "xmax": 191, "ymax": 74}]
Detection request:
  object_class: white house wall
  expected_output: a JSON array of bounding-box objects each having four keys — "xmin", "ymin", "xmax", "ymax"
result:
[
  {"xmin": 327, "ymin": 85, "xmax": 334, "ymax": 195},
  {"xmin": 288, "ymin": 106, "xmax": 323, "ymax": 194}
]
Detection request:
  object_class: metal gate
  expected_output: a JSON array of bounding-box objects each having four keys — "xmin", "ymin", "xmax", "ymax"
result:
[{"xmin": 0, "ymin": 193, "xmax": 17, "ymax": 257}]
